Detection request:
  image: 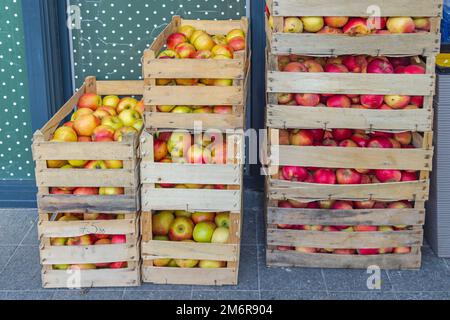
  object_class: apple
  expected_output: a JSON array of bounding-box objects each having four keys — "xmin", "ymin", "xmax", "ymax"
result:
[
  {"xmin": 289, "ymin": 130, "xmax": 314, "ymax": 146},
  {"xmin": 413, "ymin": 17, "xmax": 431, "ymax": 31},
  {"xmin": 336, "ymin": 169, "xmax": 362, "ymax": 185},
  {"xmin": 157, "ymin": 105, "xmax": 176, "ymax": 113},
  {"xmin": 301, "ymin": 17, "xmax": 324, "ymax": 33},
  {"xmin": 394, "ymin": 247, "xmax": 412, "ymax": 254},
  {"xmin": 175, "ymin": 259, "xmax": 199, "ymax": 269},
  {"xmin": 228, "ymin": 37, "xmax": 246, "ymax": 51},
  {"xmin": 78, "ymin": 93, "xmax": 102, "ymax": 111},
  {"xmin": 73, "ymin": 114, "xmax": 100, "ymax": 137},
  {"xmin": 192, "ymin": 212, "xmax": 216, "ymax": 224},
  {"xmin": 367, "ymin": 137, "xmax": 394, "ymax": 149},
  {"xmin": 68, "ymin": 160, "xmax": 88, "ymax": 167},
  {"xmin": 294, "ymin": 93, "xmax": 320, "ymax": 107},
  {"xmin": 389, "ymin": 136, "xmax": 402, "ymax": 148},
  {"xmin": 71, "ymin": 108, "xmax": 94, "ymax": 122},
  {"xmin": 213, "ymin": 106, "xmax": 233, "ymax": 114},
  {"xmin": 84, "ymin": 160, "xmax": 107, "ymax": 170},
  {"xmin": 360, "ymin": 95, "xmax": 384, "ymax": 109},
  {"xmin": 111, "ymin": 235, "xmax": 126, "ymax": 244},
  {"xmin": 284, "ymin": 61, "xmax": 307, "ymax": 72},
  {"xmin": 153, "ymin": 258, "xmax": 171, "ymax": 268},
  {"xmin": 199, "ymin": 260, "xmax": 226, "ymax": 269},
  {"xmin": 324, "ymin": 16, "xmax": 349, "ymax": 28},
  {"xmin": 158, "ymin": 49, "xmax": 180, "ymax": 59},
  {"xmin": 167, "ymin": 32, "xmax": 187, "ymax": 50},
  {"xmin": 387, "ymin": 201, "xmax": 413, "ymax": 209},
  {"xmin": 154, "ymin": 139, "xmax": 168, "ymax": 162},
  {"xmin": 117, "ymin": 97, "xmax": 138, "ymax": 114},
  {"xmin": 342, "ymin": 55, "xmax": 368, "ymax": 73},
  {"xmin": 375, "ymin": 169, "xmax": 402, "ymax": 183},
  {"xmin": 211, "ymin": 227, "xmax": 230, "ymax": 244},
  {"xmin": 367, "ymin": 58, "xmax": 394, "ymax": 74},
  {"xmin": 332, "ymin": 201, "xmax": 354, "ymax": 210},
  {"xmin": 178, "ymin": 25, "xmax": 196, "ymax": 39},
  {"xmin": 367, "ymin": 17, "xmax": 387, "ymax": 30},
  {"xmin": 386, "ymin": 17, "xmax": 416, "ymax": 33},
  {"xmin": 343, "ymin": 18, "xmax": 370, "ymax": 35},
  {"xmin": 193, "ymin": 222, "xmax": 216, "ymax": 243},
  {"xmin": 281, "ymin": 166, "xmax": 308, "ymax": 182},
  {"xmin": 192, "ymin": 33, "xmax": 215, "ymax": 51},
  {"xmin": 104, "ymin": 160, "xmax": 123, "ymax": 169},
  {"xmin": 212, "ymin": 35, "xmax": 228, "ymax": 45},
  {"xmin": 167, "ymin": 132, "xmax": 192, "ymax": 158},
  {"xmin": 327, "ymin": 95, "xmax": 351, "ymax": 108},
  {"xmin": 401, "ymin": 171, "xmax": 418, "ymax": 182},
  {"xmin": 215, "ymin": 213, "xmax": 230, "ymax": 228},
  {"xmin": 79, "ymin": 235, "xmax": 95, "ymax": 246},
  {"xmin": 212, "ymin": 44, "xmax": 234, "ymax": 59},
  {"xmin": 169, "ymin": 217, "xmax": 194, "ymax": 241},
  {"xmin": 152, "ymin": 211, "xmax": 175, "ymax": 236},
  {"xmin": 171, "ymin": 106, "xmax": 193, "ymax": 114},
  {"xmin": 226, "ymin": 29, "xmax": 245, "ymax": 42},
  {"xmin": 332, "ymin": 129, "xmax": 353, "ymax": 141},
  {"xmin": 132, "ymin": 119, "xmax": 144, "ymax": 132},
  {"xmin": 47, "ymin": 160, "xmax": 68, "ymax": 169},
  {"xmin": 92, "ymin": 125, "xmax": 115, "ymax": 142},
  {"xmin": 51, "ymin": 238, "xmax": 68, "ymax": 246},
  {"xmin": 102, "ymin": 95, "xmax": 120, "ymax": 109},
  {"xmin": 110, "ymin": 262, "xmax": 128, "ymax": 269},
  {"xmin": 53, "ymin": 264, "xmax": 70, "ymax": 270},
  {"xmin": 378, "ymin": 226, "xmax": 395, "ymax": 232},
  {"xmin": 118, "ymin": 109, "xmax": 141, "ymax": 127},
  {"xmin": 284, "ymin": 17, "xmax": 303, "ymax": 33},
  {"xmin": 186, "ymin": 144, "xmax": 206, "ymax": 164},
  {"xmin": 317, "ymin": 26, "xmax": 343, "ymax": 34},
  {"xmin": 114, "ymin": 127, "xmax": 138, "ymax": 142},
  {"xmin": 357, "ymin": 249, "xmax": 380, "ymax": 255},
  {"xmin": 314, "ymin": 169, "xmax": 337, "ymax": 184},
  {"xmin": 83, "ymin": 213, "xmax": 100, "ymax": 221},
  {"xmin": 324, "ymin": 63, "xmax": 349, "ymax": 73},
  {"xmin": 295, "ymin": 247, "xmax": 318, "ymax": 254},
  {"xmin": 52, "ymin": 127, "xmax": 78, "ymax": 143},
  {"xmin": 354, "ymin": 225, "xmax": 378, "ymax": 232},
  {"xmin": 102, "ymin": 116, "xmax": 124, "ymax": 131},
  {"xmin": 404, "ymin": 65, "xmax": 426, "ymax": 74},
  {"xmin": 333, "ymin": 249, "xmax": 357, "ymax": 255},
  {"xmin": 99, "ymin": 187, "xmax": 124, "ymax": 195},
  {"xmin": 384, "ymin": 95, "xmax": 411, "ymax": 109},
  {"xmin": 70, "ymin": 264, "xmax": 97, "ymax": 270},
  {"xmin": 175, "ymin": 42, "xmax": 196, "ymax": 59},
  {"xmin": 354, "ymin": 201, "xmax": 376, "ymax": 209}
]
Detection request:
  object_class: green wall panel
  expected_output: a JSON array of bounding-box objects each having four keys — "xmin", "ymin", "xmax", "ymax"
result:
[
  {"xmin": 69, "ymin": 0, "xmax": 247, "ymax": 86},
  {"xmin": 0, "ymin": 0, "xmax": 34, "ymax": 180}
]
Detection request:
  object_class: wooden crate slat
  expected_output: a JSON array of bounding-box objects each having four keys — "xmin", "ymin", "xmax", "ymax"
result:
[
  {"xmin": 141, "ymin": 241, "xmax": 238, "ymax": 262},
  {"xmin": 267, "ymin": 207, "xmax": 425, "ymax": 227},
  {"xmin": 267, "ymin": 229, "xmax": 424, "ymax": 249},
  {"xmin": 142, "ymin": 266, "xmax": 237, "ymax": 286},
  {"xmin": 144, "ymin": 86, "xmax": 244, "ymax": 106},
  {"xmin": 141, "ymin": 187, "xmax": 241, "ymax": 212},
  {"xmin": 181, "ymin": 18, "xmax": 247, "ymax": 35},
  {"xmin": 96, "ymin": 80, "xmax": 144, "ymax": 96},
  {"xmin": 266, "ymin": 105, "xmax": 433, "ymax": 132},
  {"xmin": 267, "ymin": 72, "xmax": 435, "ymax": 96},
  {"xmin": 266, "ymin": 250, "xmax": 421, "ymax": 270},
  {"xmin": 268, "ymin": 0, "xmax": 443, "ymax": 17},
  {"xmin": 144, "ymin": 112, "xmax": 245, "ymax": 130},
  {"xmin": 272, "ymin": 145, "xmax": 433, "ymax": 171},
  {"xmin": 140, "ymin": 162, "xmax": 242, "ymax": 185},
  {"xmin": 269, "ymin": 179, "xmax": 430, "ymax": 202}
]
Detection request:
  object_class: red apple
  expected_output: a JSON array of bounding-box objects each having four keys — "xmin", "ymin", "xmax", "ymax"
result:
[
  {"xmin": 327, "ymin": 95, "xmax": 351, "ymax": 108},
  {"xmin": 332, "ymin": 201, "xmax": 354, "ymax": 210},
  {"xmin": 294, "ymin": 93, "xmax": 321, "ymax": 107},
  {"xmin": 325, "ymin": 63, "xmax": 349, "ymax": 73},
  {"xmin": 78, "ymin": 93, "xmax": 102, "ymax": 111},
  {"xmin": 324, "ymin": 16, "xmax": 349, "ymax": 28},
  {"xmin": 360, "ymin": 95, "xmax": 384, "ymax": 109},
  {"xmin": 343, "ymin": 18, "xmax": 370, "ymax": 35},
  {"xmin": 354, "ymin": 225, "xmax": 378, "ymax": 232},
  {"xmin": 367, "ymin": 58, "xmax": 394, "ymax": 74},
  {"xmin": 167, "ymin": 33, "xmax": 187, "ymax": 50},
  {"xmin": 169, "ymin": 217, "xmax": 194, "ymax": 241},
  {"xmin": 336, "ymin": 169, "xmax": 362, "ymax": 185},
  {"xmin": 386, "ymin": 17, "xmax": 416, "ymax": 33},
  {"xmin": 313, "ymin": 169, "xmax": 337, "ymax": 184},
  {"xmin": 289, "ymin": 130, "xmax": 315, "ymax": 146},
  {"xmin": 403, "ymin": 65, "xmax": 426, "ymax": 74},
  {"xmin": 375, "ymin": 169, "xmax": 402, "ymax": 183},
  {"xmin": 332, "ymin": 129, "xmax": 353, "ymax": 141},
  {"xmin": 367, "ymin": 137, "xmax": 394, "ymax": 149},
  {"xmin": 73, "ymin": 114, "xmax": 101, "ymax": 137}
]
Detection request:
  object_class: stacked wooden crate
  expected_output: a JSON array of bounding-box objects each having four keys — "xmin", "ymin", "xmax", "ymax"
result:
[
  {"xmin": 139, "ymin": 16, "xmax": 249, "ymax": 285},
  {"xmin": 265, "ymin": 1, "xmax": 442, "ymax": 269},
  {"xmin": 33, "ymin": 77, "xmax": 142, "ymax": 288}
]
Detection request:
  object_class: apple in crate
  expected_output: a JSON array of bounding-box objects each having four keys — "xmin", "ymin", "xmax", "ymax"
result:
[{"xmin": 169, "ymin": 217, "xmax": 194, "ymax": 241}]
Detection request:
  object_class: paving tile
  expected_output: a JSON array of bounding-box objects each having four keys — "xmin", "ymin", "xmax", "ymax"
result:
[
  {"xmin": 0, "ymin": 246, "xmax": 17, "ymax": 271},
  {"xmin": 395, "ymin": 292, "xmax": 450, "ymax": 300},
  {"xmin": 3, "ymin": 290, "xmax": 55, "ymax": 300},
  {"xmin": 192, "ymin": 291, "xmax": 260, "ymax": 301},
  {"xmin": 193, "ymin": 245, "xmax": 259, "ymax": 291},
  {"xmin": 258, "ymin": 246, "xmax": 326, "ymax": 291},
  {"xmin": 388, "ymin": 247, "xmax": 450, "ymax": 292},
  {"xmin": 0, "ymin": 246, "xmax": 43, "ymax": 290},
  {"xmin": 244, "ymin": 190, "xmax": 264, "ymax": 211},
  {"xmin": 327, "ymin": 292, "xmax": 397, "ymax": 300},
  {"xmin": 123, "ymin": 290, "xmax": 192, "ymax": 300},
  {"xmin": 255, "ymin": 207, "xmax": 266, "ymax": 245},
  {"xmin": 261, "ymin": 291, "xmax": 329, "ymax": 300},
  {"xmin": 0, "ymin": 292, "xmax": 7, "ymax": 299},
  {"xmin": 21, "ymin": 222, "xmax": 39, "ymax": 246},
  {"xmin": 322, "ymin": 268, "xmax": 393, "ymax": 292},
  {"xmin": 125, "ymin": 282, "xmax": 193, "ymax": 292},
  {"xmin": 0, "ymin": 210, "xmax": 37, "ymax": 245},
  {"xmin": 53, "ymin": 290, "xmax": 124, "ymax": 300},
  {"xmin": 241, "ymin": 207, "xmax": 257, "ymax": 245}
]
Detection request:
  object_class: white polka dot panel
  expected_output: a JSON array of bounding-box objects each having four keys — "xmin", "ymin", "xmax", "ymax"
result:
[
  {"xmin": 0, "ymin": 0, "xmax": 34, "ymax": 180},
  {"xmin": 69, "ymin": 0, "xmax": 247, "ymax": 87}
]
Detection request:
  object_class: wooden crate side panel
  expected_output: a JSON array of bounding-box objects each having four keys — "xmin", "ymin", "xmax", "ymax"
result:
[
  {"xmin": 42, "ymin": 267, "xmax": 140, "ymax": 289},
  {"xmin": 267, "ymin": 72, "xmax": 435, "ymax": 96},
  {"xmin": 144, "ymin": 86, "xmax": 244, "ymax": 106},
  {"xmin": 268, "ymin": 179, "xmax": 430, "ymax": 202},
  {"xmin": 181, "ymin": 18, "xmax": 248, "ymax": 36},
  {"xmin": 267, "ymin": 207, "xmax": 425, "ymax": 226},
  {"xmin": 266, "ymin": 105, "xmax": 433, "ymax": 132},
  {"xmin": 267, "ymin": 229, "xmax": 424, "ymax": 249},
  {"xmin": 37, "ymin": 194, "xmax": 139, "ymax": 214},
  {"xmin": 266, "ymin": 250, "xmax": 421, "ymax": 270},
  {"xmin": 40, "ymin": 243, "xmax": 139, "ymax": 265},
  {"xmin": 142, "ymin": 266, "xmax": 237, "ymax": 286},
  {"xmin": 269, "ymin": 33, "xmax": 441, "ymax": 57},
  {"xmin": 140, "ymin": 162, "xmax": 242, "ymax": 185},
  {"xmin": 141, "ymin": 187, "xmax": 241, "ymax": 212},
  {"xmin": 96, "ymin": 80, "xmax": 144, "ymax": 96},
  {"xmin": 141, "ymin": 241, "xmax": 238, "ymax": 262},
  {"xmin": 268, "ymin": 0, "xmax": 443, "ymax": 17},
  {"xmin": 273, "ymin": 145, "xmax": 433, "ymax": 171}
]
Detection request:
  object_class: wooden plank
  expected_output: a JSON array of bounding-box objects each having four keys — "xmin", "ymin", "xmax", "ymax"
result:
[
  {"xmin": 267, "ymin": 72, "xmax": 435, "ymax": 96},
  {"xmin": 266, "ymin": 250, "xmax": 421, "ymax": 270},
  {"xmin": 42, "ymin": 268, "xmax": 140, "ymax": 289},
  {"xmin": 273, "ymin": 145, "xmax": 433, "ymax": 171},
  {"xmin": 144, "ymin": 112, "xmax": 244, "ymax": 130},
  {"xmin": 37, "ymin": 194, "xmax": 138, "ymax": 213},
  {"xmin": 38, "ymin": 218, "xmax": 137, "ymax": 238},
  {"xmin": 267, "ymin": 207, "xmax": 425, "ymax": 227},
  {"xmin": 269, "ymin": 179, "xmax": 430, "ymax": 202},
  {"xmin": 144, "ymin": 86, "xmax": 244, "ymax": 106},
  {"xmin": 267, "ymin": 105, "xmax": 433, "ymax": 132},
  {"xmin": 144, "ymin": 59, "xmax": 245, "ymax": 79},
  {"xmin": 140, "ymin": 162, "xmax": 242, "ymax": 185},
  {"xmin": 142, "ymin": 267, "xmax": 237, "ymax": 286},
  {"xmin": 35, "ymin": 169, "xmax": 137, "ymax": 188},
  {"xmin": 32, "ymin": 141, "xmax": 135, "ymax": 161},
  {"xmin": 269, "ymin": 0, "xmax": 443, "ymax": 17},
  {"xmin": 40, "ymin": 244, "xmax": 139, "ymax": 265},
  {"xmin": 141, "ymin": 187, "xmax": 241, "ymax": 212},
  {"xmin": 96, "ymin": 80, "xmax": 144, "ymax": 96},
  {"xmin": 181, "ymin": 18, "xmax": 247, "ymax": 36},
  {"xmin": 270, "ymin": 33, "xmax": 441, "ymax": 57},
  {"xmin": 141, "ymin": 241, "xmax": 238, "ymax": 262},
  {"xmin": 267, "ymin": 229, "xmax": 424, "ymax": 249}
]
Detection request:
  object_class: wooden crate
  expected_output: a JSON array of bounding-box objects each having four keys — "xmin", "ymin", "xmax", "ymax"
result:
[
  {"xmin": 266, "ymin": 54, "xmax": 436, "ymax": 132},
  {"xmin": 142, "ymin": 16, "xmax": 250, "ymax": 130},
  {"xmin": 32, "ymin": 77, "xmax": 144, "ymax": 213},
  {"xmin": 139, "ymin": 130, "xmax": 244, "ymax": 213},
  {"xmin": 140, "ymin": 211, "xmax": 241, "ymax": 285},
  {"xmin": 266, "ymin": 0, "xmax": 443, "ymax": 56},
  {"xmin": 38, "ymin": 212, "xmax": 141, "ymax": 288}
]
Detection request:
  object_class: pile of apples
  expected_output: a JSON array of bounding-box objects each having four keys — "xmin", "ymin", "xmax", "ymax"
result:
[
  {"xmin": 266, "ymin": 6, "xmax": 431, "ymax": 35},
  {"xmin": 156, "ymin": 25, "xmax": 246, "ymax": 87},
  {"xmin": 51, "ymin": 213, "xmax": 128, "ymax": 271},
  {"xmin": 277, "ymin": 246, "xmax": 412, "ymax": 256},
  {"xmin": 156, "ymin": 105, "xmax": 233, "ymax": 114},
  {"xmin": 152, "ymin": 211, "xmax": 231, "ymax": 269}
]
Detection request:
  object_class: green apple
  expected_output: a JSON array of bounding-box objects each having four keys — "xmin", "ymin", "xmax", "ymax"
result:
[
  {"xmin": 211, "ymin": 227, "xmax": 230, "ymax": 244},
  {"xmin": 103, "ymin": 95, "xmax": 120, "ymax": 109},
  {"xmin": 175, "ymin": 211, "xmax": 192, "ymax": 218},
  {"xmin": 215, "ymin": 213, "xmax": 230, "ymax": 228},
  {"xmin": 132, "ymin": 119, "xmax": 144, "ymax": 132},
  {"xmin": 102, "ymin": 116, "xmax": 124, "ymax": 131},
  {"xmin": 175, "ymin": 259, "xmax": 199, "ymax": 268},
  {"xmin": 118, "ymin": 109, "xmax": 141, "ymax": 127},
  {"xmin": 172, "ymin": 106, "xmax": 193, "ymax": 114},
  {"xmin": 199, "ymin": 260, "xmax": 226, "ymax": 268},
  {"xmin": 157, "ymin": 105, "xmax": 176, "ymax": 113},
  {"xmin": 193, "ymin": 222, "xmax": 216, "ymax": 243}
]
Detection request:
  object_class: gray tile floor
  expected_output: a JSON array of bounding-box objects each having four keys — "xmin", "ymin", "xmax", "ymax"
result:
[{"xmin": 1, "ymin": 191, "xmax": 450, "ymax": 300}]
